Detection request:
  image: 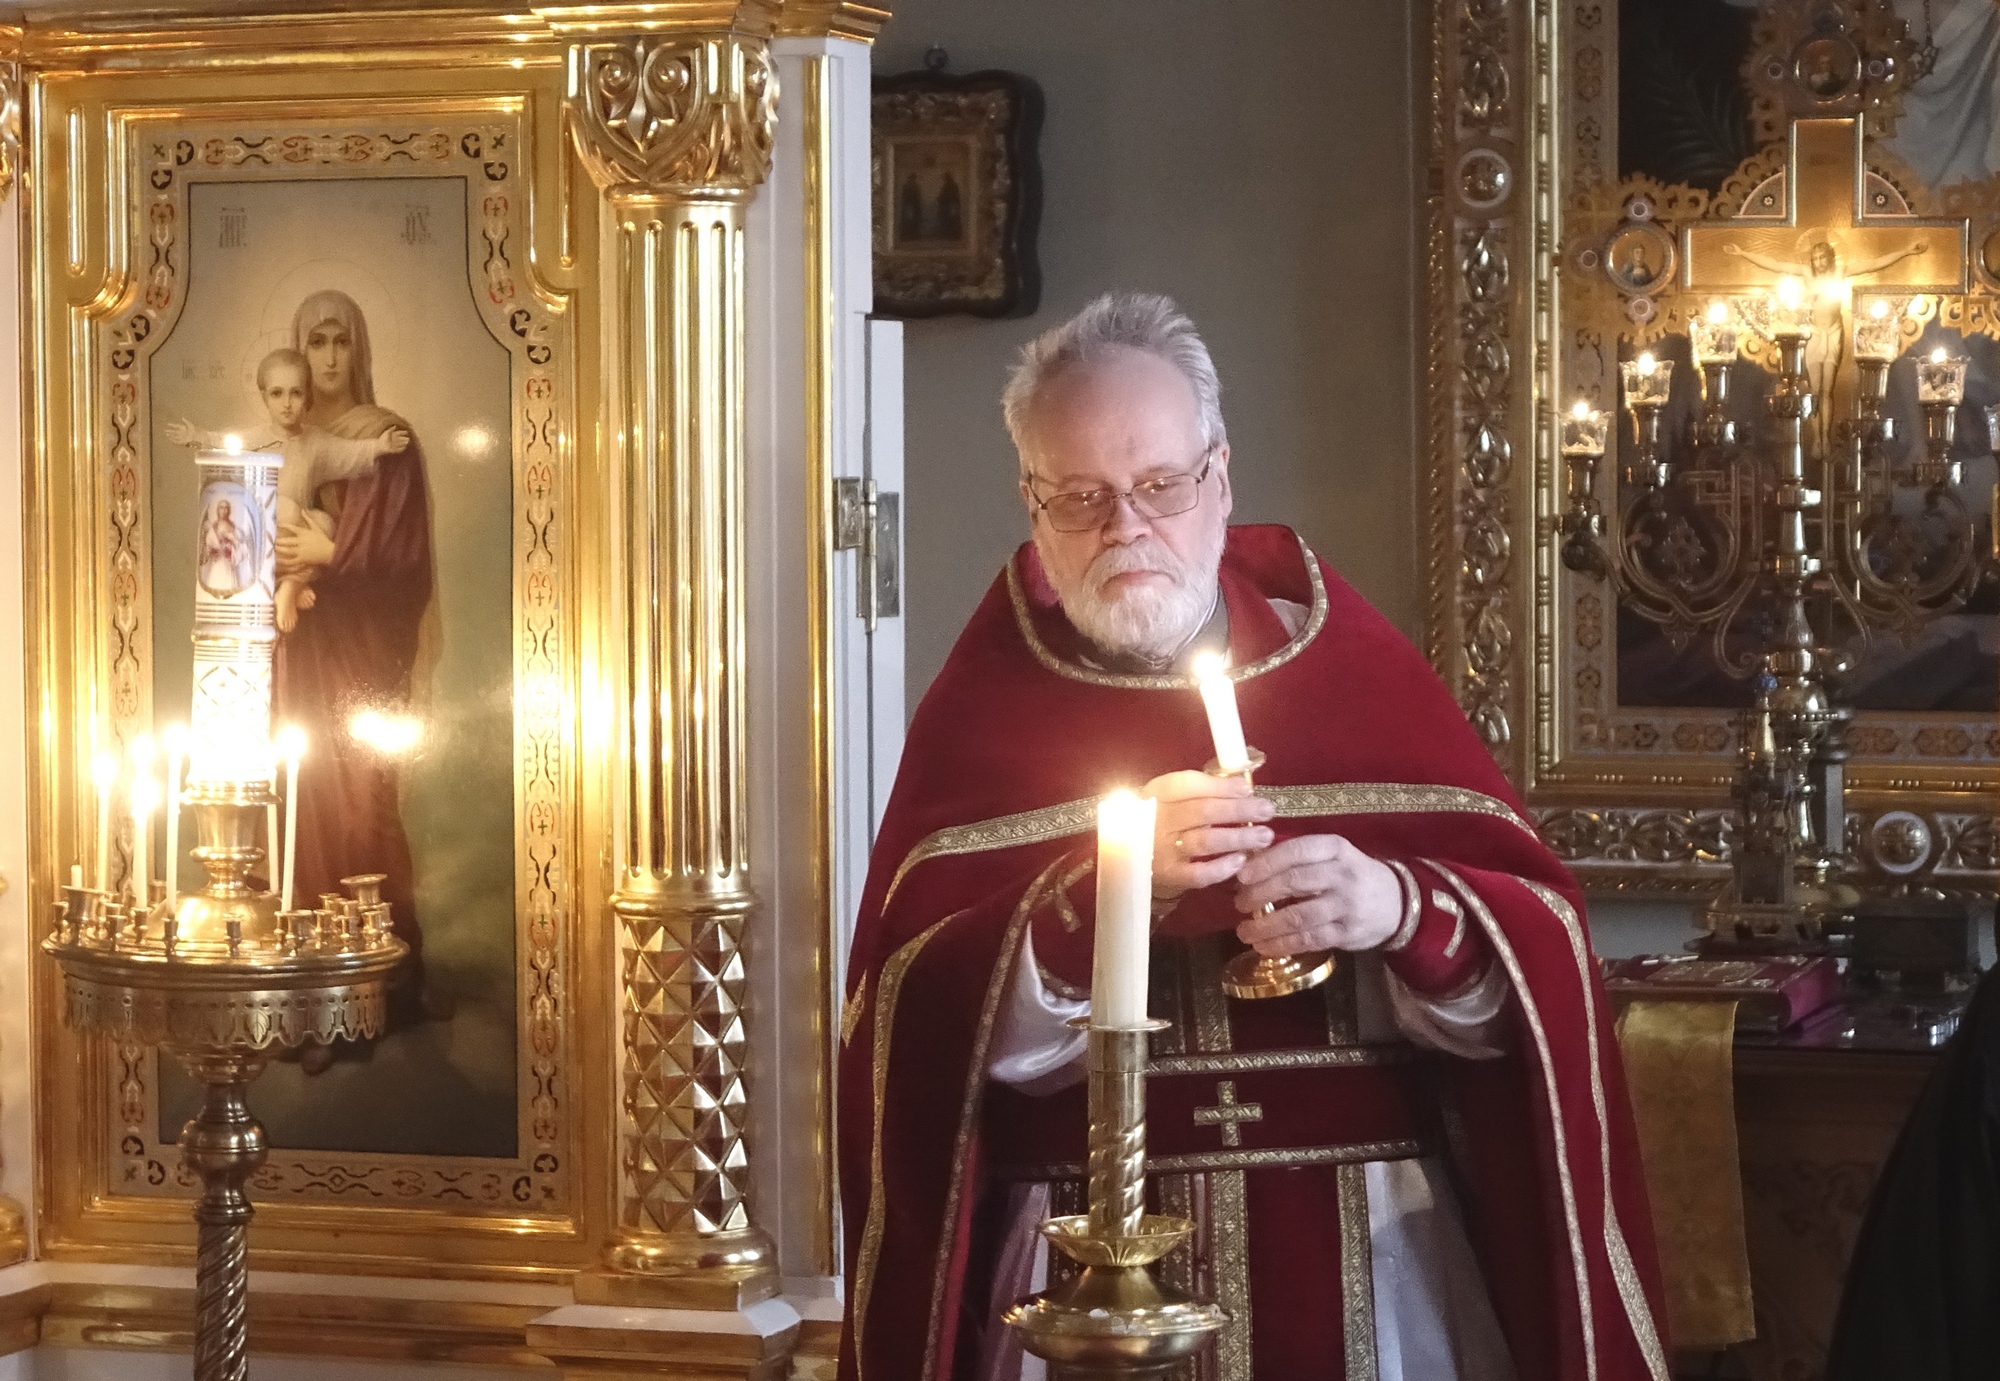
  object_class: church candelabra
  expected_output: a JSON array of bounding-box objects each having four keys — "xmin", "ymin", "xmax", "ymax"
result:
[
  {"xmin": 44, "ymin": 442, "xmax": 404, "ymax": 1381},
  {"xmin": 1560, "ymin": 279, "xmax": 1995, "ymax": 945}
]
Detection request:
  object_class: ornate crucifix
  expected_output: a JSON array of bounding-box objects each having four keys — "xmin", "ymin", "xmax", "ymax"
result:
[{"xmin": 1681, "ymin": 117, "xmax": 1968, "ymax": 298}]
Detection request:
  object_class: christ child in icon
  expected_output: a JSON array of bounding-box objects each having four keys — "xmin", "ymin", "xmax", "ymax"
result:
[{"xmin": 168, "ymin": 348, "xmax": 410, "ymax": 630}]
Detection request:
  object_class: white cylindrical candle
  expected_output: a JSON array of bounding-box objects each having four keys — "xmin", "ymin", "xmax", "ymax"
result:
[
  {"xmin": 1091, "ymin": 790, "xmax": 1157, "ymax": 1029},
  {"xmin": 265, "ymin": 755, "xmax": 280, "ymax": 891},
  {"xmin": 279, "ymin": 726, "xmax": 305, "ymax": 913},
  {"xmin": 130, "ymin": 778, "xmax": 157, "ymax": 908},
  {"xmin": 1192, "ymin": 651, "xmax": 1250, "ymax": 774},
  {"xmin": 91, "ymin": 751, "xmax": 118, "ymax": 892},
  {"xmin": 163, "ymin": 724, "xmax": 187, "ymax": 908}
]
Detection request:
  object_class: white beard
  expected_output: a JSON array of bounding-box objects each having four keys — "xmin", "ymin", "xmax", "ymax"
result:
[{"xmin": 1040, "ymin": 524, "xmax": 1225, "ymax": 665}]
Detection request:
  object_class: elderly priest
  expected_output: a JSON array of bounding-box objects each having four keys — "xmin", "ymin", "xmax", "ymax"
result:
[{"xmin": 836, "ymin": 294, "xmax": 1668, "ymax": 1381}]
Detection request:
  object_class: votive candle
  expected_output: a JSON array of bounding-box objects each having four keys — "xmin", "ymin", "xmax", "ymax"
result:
[{"xmin": 279, "ymin": 726, "xmax": 305, "ymax": 914}]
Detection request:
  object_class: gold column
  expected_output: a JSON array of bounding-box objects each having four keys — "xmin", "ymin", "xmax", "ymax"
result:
[
  {"xmin": 0, "ymin": 36, "xmax": 27, "ymax": 1271},
  {"xmin": 561, "ymin": 19, "xmax": 780, "ymax": 1308}
]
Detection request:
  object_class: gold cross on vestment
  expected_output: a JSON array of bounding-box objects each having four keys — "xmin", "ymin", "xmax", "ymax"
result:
[
  {"xmin": 1193, "ymin": 1080, "xmax": 1264, "ymax": 1148},
  {"xmin": 1681, "ymin": 118, "xmax": 1968, "ymax": 299}
]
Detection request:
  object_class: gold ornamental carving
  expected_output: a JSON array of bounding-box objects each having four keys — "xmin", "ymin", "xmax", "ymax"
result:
[
  {"xmin": 564, "ymin": 27, "xmax": 778, "ymax": 1308},
  {"xmin": 567, "ymin": 32, "xmax": 776, "ymax": 198}
]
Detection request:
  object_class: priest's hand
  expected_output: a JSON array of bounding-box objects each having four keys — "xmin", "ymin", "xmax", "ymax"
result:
[
  {"xmin": 1144, "ymin": 770, "xmax": 1277, "ymax": 901},
  {"xmin": 1232, "ymin": 835, "xmax": 1403, "ymax": 955}
]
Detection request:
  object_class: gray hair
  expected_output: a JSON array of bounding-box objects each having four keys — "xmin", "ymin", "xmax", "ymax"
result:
[{"xmin": 1001, "ymin": 292, "xmax": 1227, "ymax": 459}]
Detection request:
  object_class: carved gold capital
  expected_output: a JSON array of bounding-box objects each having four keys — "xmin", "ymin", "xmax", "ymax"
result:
[{"xmin": 565, "ymin": 32, "xmax": 776, "ymax": 198}]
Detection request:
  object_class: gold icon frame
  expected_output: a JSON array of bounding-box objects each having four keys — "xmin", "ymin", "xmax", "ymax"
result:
[
  {"xmin": 1422, "ymin": 0, "xmax": 2000, "ymax": 897},
  {"xmin": 24, "ymin": 26, "xmax": 606, "ymax": 1279}
]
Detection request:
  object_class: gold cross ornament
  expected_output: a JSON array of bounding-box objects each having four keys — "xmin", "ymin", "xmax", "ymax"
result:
[
  {"xmin": 1192, "ymin": 1080, "xmax": 1264, "ymax": 1149},
  {"xmin": 1681, "ymin": 118, "xmax": 1968, "ymax": 299}
]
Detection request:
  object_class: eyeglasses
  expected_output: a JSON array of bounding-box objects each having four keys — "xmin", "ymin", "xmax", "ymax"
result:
[{"xmin": 1027, "ymin": 451, "xmax": 1216, "ymax": 533}]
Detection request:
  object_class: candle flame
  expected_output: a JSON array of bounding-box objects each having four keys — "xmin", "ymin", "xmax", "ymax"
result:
[
  {"xmin": 1636, "ymin": 351, "xmax": 1656, "ymax": 375},
  {"xmin": 1191, "ymin": 650, "xmax": 1229, "ymax": 683},
  {"xmin": 1869, "ymin": 299, "xmax": 1890, "ymax": 320},
  {"xmin": 1706, "ymin": 301, "xmax": 1729, "ymax": 324},
  {"xmin": 1572, "ymin": 399, "xmax": 1591, "ymax": 418},
  {"xmin": 91, "ymin": 751, "xmax": 119, "ymax": 792},
  {"xmin": 349, "ymin": 709, "xmax": 422, "ymax": 756},
  {"xmin": 1931, "ymin": 346, "xmax": 1948, "ymax": 363},
  {"xmin": 1776, "ymin": 276, "xmax": 1803, "ymax": 309},
  {"xmin": 128, "ymin": 734, "xmax": 155, "ymax": 768},
  {"xmin": 222, "ymin": 434, "xmax": 243, "ymax": 455},
  {"xmin": 276, "ymin": 723, "xmax": 308, "ymax": 761},
  {"xmin": 130, "ymin": 777, "xmax": 160, "ymax": 814}
]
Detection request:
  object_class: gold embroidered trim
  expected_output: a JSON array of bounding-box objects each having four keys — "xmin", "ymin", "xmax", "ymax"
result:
[
  {"xmin": 1382, "ymin": 859, "xmax": 1423, "ymax": 951},
  {"xmin": 852, "ymin": 913, "xmax": 956, "ymax": 1381},
  {"xmin": 839, "ymin": 975, "xmax": 868, "ymax": 1048},
  {"xmin": 1186, "ymin": 938, "xmax": 1251, "ymax": 1381},
  {"xmin": 1436, "ymin": 890, "xmax": 1467, "ymax": 959},
  {"xmin": 1005, "ymin": 530, "xmax": 1330, "ymax": 690},
  {"xmin": 1147, "ymin": 1044, "xmax": 1413, "ymax": 1075},
  {"xmin": 1517, "ymin": 877, "xmax": 1672, "ymax": 1381},
  {"xmin": 1264, "ymin": 782, "xmax": 1533, "ymax": 836},
  {"xmin": 1338, "ymin": 1162, "xmax": 1380, "ymax": 1381},
  {"xmin": 1424, "ymin": 862, "xmax": 1599, "ymax": 1381},
  {"xmin": 885, "ymin": 782, "xmax": 1531, "ymax": 913},
  {"xmin": 1000, "ymin": 1138, "xmax": 1429, "ymax": 1181},
  {"xmin": 919, "ymin": 864, "xmax": 1052, "ymax": 1381},
  {"xmin": 882, "ymin": 799, "xmax": 1097, "ymax": 909}
]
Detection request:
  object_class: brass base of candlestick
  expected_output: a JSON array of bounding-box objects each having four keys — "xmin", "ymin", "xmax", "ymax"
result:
[
  {"xmin": 1004, "ymin": 1214, "xmax": 1229, "ymax": 1379},
  {"xmin": 1204, "ymin": 748, "xmax": 1336, "ymax": 1000},
  {"xmin": 1219, "ymin": 946, "xmax": 1337, "ymax": 1000},
  {"xmin": 1006, "ymin": 1023, "xmax": 1226, "ymax": 1377}
]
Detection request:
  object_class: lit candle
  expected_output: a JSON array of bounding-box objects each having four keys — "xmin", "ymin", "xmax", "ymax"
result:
[
  {"xmin": 163, "ymin": 723, "xmax": 187, "ymax": 908},
  {"xmin": 265, "ymin": 751, "xmax": 280, "ymax": 890},
  {"xmin": 91, "ymin": 750, "xmax": 118, "ymax": 892},
  {"xmin": 127, "ymin": 735, "xmax": 155, "ymax": 905},
  {"xmin": 1853, "ymin": 298, "xmax": 1899, "ymax": 362},
  {"xmin": 1193, "ymin": 651, "xmax": 1250, "ymax": 774},
  {"xmin": 278, "ymin": 725, "xmax": 306, "ymax": 914},
  {"xmin": 1636, "ymin": 351, "xmax": 1656, "ymax": 376},
  {"xmin": 1092, "ymin": 790, "xmax": 1157, "ymax": 1029},
  {"xmin": 130, "ymin": 777, "xmax": 157, "ymax": 908}
]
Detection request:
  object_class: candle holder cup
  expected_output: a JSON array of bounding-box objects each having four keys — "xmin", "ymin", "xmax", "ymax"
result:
[{"xmin": 1199, "ymin": 748, "xmax": 1336, "ymax": 1000}]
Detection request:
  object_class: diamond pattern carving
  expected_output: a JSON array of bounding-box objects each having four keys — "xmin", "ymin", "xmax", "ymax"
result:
[{"xmin": 621, "ymin": 912, "xmax": 752, "ymax": 1235}]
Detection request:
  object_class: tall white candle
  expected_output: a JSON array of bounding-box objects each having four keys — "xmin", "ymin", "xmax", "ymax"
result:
[
  {"xmin": 163, "ymin": 724, "xmax": 187, "ymax": 908},
  {"xmin": 91, "ymin": 751, "xmax": 119, "ymax": 892},
  {"xmin": 278, "ymin": 725, "xmax": 305, "ymax": 913},
  {"xmin": 130, "ymin": 777, "xmax": 158, "ymax": 908},
  {"xmin": 128, "ymin": 736, "xmax": 156, "ymax": 905},
  {"xmin": 265, "ymin": 752, "xmax": 281, "ymax": 891},
  {"xmin": 1192, "ymin": 652, "xmax": 1251, "ymax": 774},
  {"xmin": 1092, "ymin": 790, "xmax": 1157, "ymax": 1028}
]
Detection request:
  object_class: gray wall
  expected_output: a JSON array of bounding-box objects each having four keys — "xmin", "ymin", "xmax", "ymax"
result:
[{"xmin": 877, "ymin": 1, "xmax": 1423, "ymax": 708}]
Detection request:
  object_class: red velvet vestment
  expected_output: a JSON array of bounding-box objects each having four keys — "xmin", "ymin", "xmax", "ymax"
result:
[
  {"xmin": 273, "ymin": 404, "xmax": 433, "ymax": 1009},
  {"xmin": 837, "ymin": 526, "xmax": 1667, "ymax": 1381}
]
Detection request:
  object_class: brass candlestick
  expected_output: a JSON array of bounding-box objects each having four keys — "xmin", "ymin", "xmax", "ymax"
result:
[
  {"xmin": 46, "ymin": 810, "xmax": 405, "ymax": 1381},
  {"xmin": 1004, "ymin": 1019, "xmax": 1226, "ymax": 1377},
  {"xmin": 1210, "ymin": 748, "xmax": 1334, "ymax": 1000}
]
